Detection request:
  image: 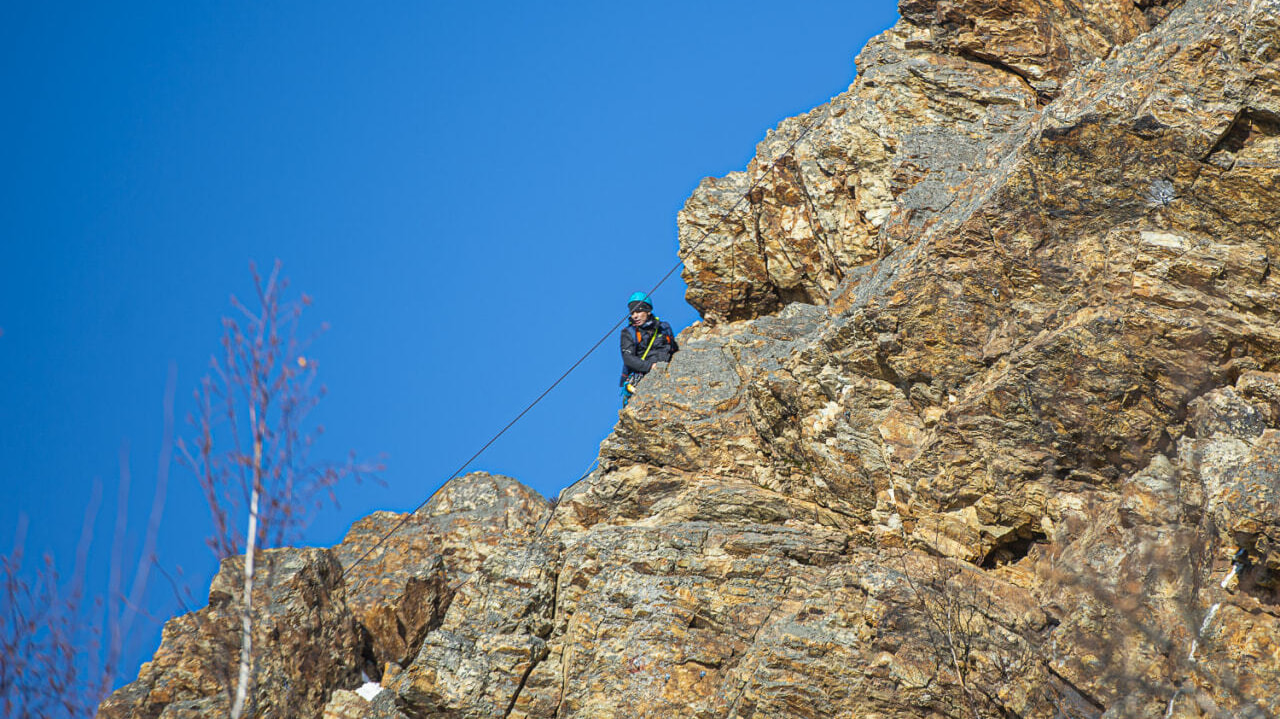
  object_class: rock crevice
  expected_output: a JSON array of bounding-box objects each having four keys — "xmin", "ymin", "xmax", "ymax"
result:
[{"xmin": 102, "ymin": 0, "xmax": 1280, "ymax": 716}]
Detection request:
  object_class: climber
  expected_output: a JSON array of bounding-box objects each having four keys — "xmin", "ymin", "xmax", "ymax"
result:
[{"xmin": 619, "ymin": 292, "xmax": 677, "ymax": 406}]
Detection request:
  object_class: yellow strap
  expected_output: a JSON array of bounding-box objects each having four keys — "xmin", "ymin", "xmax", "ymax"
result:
[{"xmin": 639, "ymin": 317, "xmax": 661, "ymax": 360}]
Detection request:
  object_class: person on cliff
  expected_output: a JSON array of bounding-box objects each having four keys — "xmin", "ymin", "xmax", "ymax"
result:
[{"xmin": 620, "ymin": 292, "xmax": 677, "ymax": 407}]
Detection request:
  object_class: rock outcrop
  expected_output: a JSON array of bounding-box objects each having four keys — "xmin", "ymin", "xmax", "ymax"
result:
[
  {"xmin": 97, "ymin": 549, "xmax": 364, "ymax": 719},
  {"xmin": 333, "ymin": 473, "xmax": 551, "ymax": 670},
  {"xmin": 99, "ymin": 473, "xmax": 550, "ymax": 719},
  {"xmin": 104, "ymin": 0, "xmax": 1280, "ymax": 717}
]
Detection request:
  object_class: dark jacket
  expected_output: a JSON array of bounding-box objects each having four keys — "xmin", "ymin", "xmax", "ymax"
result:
[{"xmin": 620, "ymin": 317, "xmax": 677, "ymax": 381}]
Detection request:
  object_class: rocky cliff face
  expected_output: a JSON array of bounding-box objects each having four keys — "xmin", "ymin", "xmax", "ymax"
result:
[{"xmin": 102, "ymin": 0, "xmax": 1280, "ymax": 716}]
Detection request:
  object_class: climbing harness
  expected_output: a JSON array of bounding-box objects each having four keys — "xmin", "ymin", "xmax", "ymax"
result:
[{"xmin": 620, "ymin": 373, "xmax": 643, "ymax": 406}]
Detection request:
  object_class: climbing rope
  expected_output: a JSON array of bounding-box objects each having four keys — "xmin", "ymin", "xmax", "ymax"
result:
[
  {"xmin": 341, "ymin": 97, "xmax": 840, "ymax": 579},
  {"xmin": 432, "ymin": 454, "xmax": 599, "ymax": 606}
]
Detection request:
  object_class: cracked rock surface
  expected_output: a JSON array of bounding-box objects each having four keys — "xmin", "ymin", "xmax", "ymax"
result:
[
  {"xmin": 103, "ymin": 0, "xmax": 1280, "ymax": 716},
  {"xmin": 97, "ymin": 548, "xmax": 364, "ymax": 719}
]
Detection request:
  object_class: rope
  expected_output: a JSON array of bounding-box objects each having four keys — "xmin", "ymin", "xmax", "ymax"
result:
[
  {"xmin": 377, "ymin": 453, "xmax": 599, "ymax": 621},
  {"xmin": 341, "ymin": 98, "xmax": 838, "ymax": 579}
]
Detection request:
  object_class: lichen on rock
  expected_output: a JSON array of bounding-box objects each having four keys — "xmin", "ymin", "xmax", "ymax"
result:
[
  {"xmin": 103, "ymin": 0, "xmax": 1280, "ymax": 716},
  {"xmin": 97, "ymin": 548, "xmax": 364, "ymax": 719}
]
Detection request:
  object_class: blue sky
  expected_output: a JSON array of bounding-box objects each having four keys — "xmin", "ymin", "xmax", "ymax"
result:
[{"xmin": 0, "ymin": 0, "xmax": 899, "ymax": 699}]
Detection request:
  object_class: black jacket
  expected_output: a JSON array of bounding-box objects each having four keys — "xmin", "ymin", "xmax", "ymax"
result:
[{"xmin": 620, "ymin": 317, "xmax": 677, "ymax": 379}]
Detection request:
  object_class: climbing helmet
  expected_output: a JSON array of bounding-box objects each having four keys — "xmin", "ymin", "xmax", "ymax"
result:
[{"xmin": 627, "ymin": 291, "xmax": 653, "ymax": 313}]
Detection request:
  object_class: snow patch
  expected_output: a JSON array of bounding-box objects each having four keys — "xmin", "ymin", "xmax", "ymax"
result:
[
  {"xmin": 1187, "ymin": 602, "xmax": 1222, "ymax": 662},
  {"xmin": 1220, "ymin": 563, "xmax": 1240, "ymax": 590},
  {"xmin": 356, "ymin": 682, "xmax": 384, "ymax": 702}
]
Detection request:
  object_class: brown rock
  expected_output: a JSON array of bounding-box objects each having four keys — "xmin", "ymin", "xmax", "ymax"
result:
[
  {"xmin": 99, "ymin": 473, "xmax": 551, "ymax": 719},
  {"xmin": 322, "ymin": 690, "xmax": 370, "ymax": 719},
  {"xmin": 677, "ymin": 0, "xmax": 1178, "ymax": 325},
  {"xmin": 559, "ymin": 0, "xmax": 1280, "ymax": 714},
  {"xmin": 332, "ymin": 472, "xmax": 551, "ymax": 669},
  {"xmin": 115, "ymin": 0, "xmax": 1280, "ymax": 716},
  {"xmin": 391, "ymin": 538, "xmax": 559, "ymax": 718},
  {"xmin": 98, "ymin": 548, "xmax": 364, "ymax": 719}
]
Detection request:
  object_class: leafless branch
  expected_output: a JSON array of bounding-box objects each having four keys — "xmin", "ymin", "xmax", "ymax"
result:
[{"xmin": 177, "ymin": 260, "xmax": 381, "ymax": 718}]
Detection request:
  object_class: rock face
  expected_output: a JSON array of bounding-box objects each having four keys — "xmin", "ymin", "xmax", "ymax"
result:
[
  {"xmin": 98, "ymin": 474, "xmax": 550, "ymax": 719},
  {"xmin": 97, "ymin": 548, "xmax": 364, "ymax": 719},
  {"xmin": 105, "ymin": 0, "xmax": 1280, "ymax": 717},
  {"xmin": 332, "ymin": 472, "xmax": 551, "ymax": 670},
  {"xmin": 678, "ymin": 0, "xmax": 1183, "ymax": 324}
]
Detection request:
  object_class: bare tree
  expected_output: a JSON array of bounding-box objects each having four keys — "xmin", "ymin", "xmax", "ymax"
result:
[
  {"xmin": 1, "ymin": 368, "xmax": 176, "ymax": 718},
  {"xmin": 177, "ymin": 261, "xmax": 378, "ymax": 718},
  {"xmin": 1, "ymin": 514, "xmax": 86, "ymax": 719},
  {"xmin": 894, "ymin": 548, "xmax": 994, "ymax": 719}
]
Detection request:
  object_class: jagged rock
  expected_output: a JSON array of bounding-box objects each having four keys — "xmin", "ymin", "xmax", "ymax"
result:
[
  {"xmin": 677, "ymin": 0, "xmax": 1182, "ymax": 324},
  {"xmin": 320, "ymin": 687, "xmax": 412, "ymax": 719},
  {"xmin": 98, "ymin": 548, "xmax": 364, "ymax": 719},
  {"xmin": 332, "ymin": 472, "xmax": 551, "ymax": 669},
  {"xmin": 539, "ymin": 524, "xmax": 848, "ymax": 717},
  {"xmin": 364, "ymin": 690, "xmax": 411, "ymax": 719},
  {"xmin": 391, "ymin": 538, "xmax": 559, "ymax": 718},
  {"xmin": 98, "ymin": 473, "xmax": 550, "ymax": 719},
  {"xmin": 112, "ymin": 0, "xmax": 1280, "ymax": 716},
  {"xmin": 322, "ymin": 690, "xmax": 371, "ymax": 719},
  {"xmin": 1181, "ymin": 375, "xmax": 1280, "ymax": 580},
  {"xmin": 566, "ymin": 0, "xmax": 1278, "ymax": 714},
  {"xmin": 671, "ymin": 0, "xmax": 1280, "ymax": 570}
]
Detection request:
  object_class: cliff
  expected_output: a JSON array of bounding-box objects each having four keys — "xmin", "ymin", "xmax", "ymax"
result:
[{"xmin": 101, "ymin": 0, "xmax": 1280, "ymax": 716}]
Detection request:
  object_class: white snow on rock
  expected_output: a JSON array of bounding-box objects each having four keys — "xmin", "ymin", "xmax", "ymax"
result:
[{"xmin": 356, "ymin": 682, "xmax": 383, "ymax": 702}]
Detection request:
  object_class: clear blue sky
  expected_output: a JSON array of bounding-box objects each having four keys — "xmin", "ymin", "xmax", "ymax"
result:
[{"xmin": 0, "ymin": 0, "xmax": 899, "ymax": 698}]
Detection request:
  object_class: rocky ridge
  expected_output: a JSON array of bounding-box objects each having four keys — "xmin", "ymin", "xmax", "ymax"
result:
[{"xmin": 102, "ymin": 0, "xmax": 1280, "ymax": 716}]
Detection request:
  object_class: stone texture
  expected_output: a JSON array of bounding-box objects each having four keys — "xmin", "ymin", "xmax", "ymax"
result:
[
  {"xmin": 322, "ymin": 690, "xmax": 371, "ymax": 719},
  {"xmin": 97, "ymin": 548, "xmax": 364, "ymax": 719},
  {"xmin": 106, "ymin": 0, "xmax": 1280, "ymax": 717},
  {"xmin": 332, "ymin": 472, "xmax": 551, "ymax": 669},
  {"xmin": 551, "ymin": 0, "xmax": 1278, "ymax": 714},
  {"xmin": 99, "ymin": 473, "xmax": 551, "ymax": 719},
  {"xmin": 391, "ymin": 539, "xmax": 559, "ymax": 718},
  {"xmin": 677, "ymin": 0, "xmax": 1183, "ymax": 324},
  {"xmin": 1182, "ymin": 375, "xmax": 1280, "ymax": 580}
]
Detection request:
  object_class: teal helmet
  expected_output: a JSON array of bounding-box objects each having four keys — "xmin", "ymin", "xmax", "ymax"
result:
[{"xmin": 627, "ymin": 292, "xmax": 653, "ymax": 312}]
